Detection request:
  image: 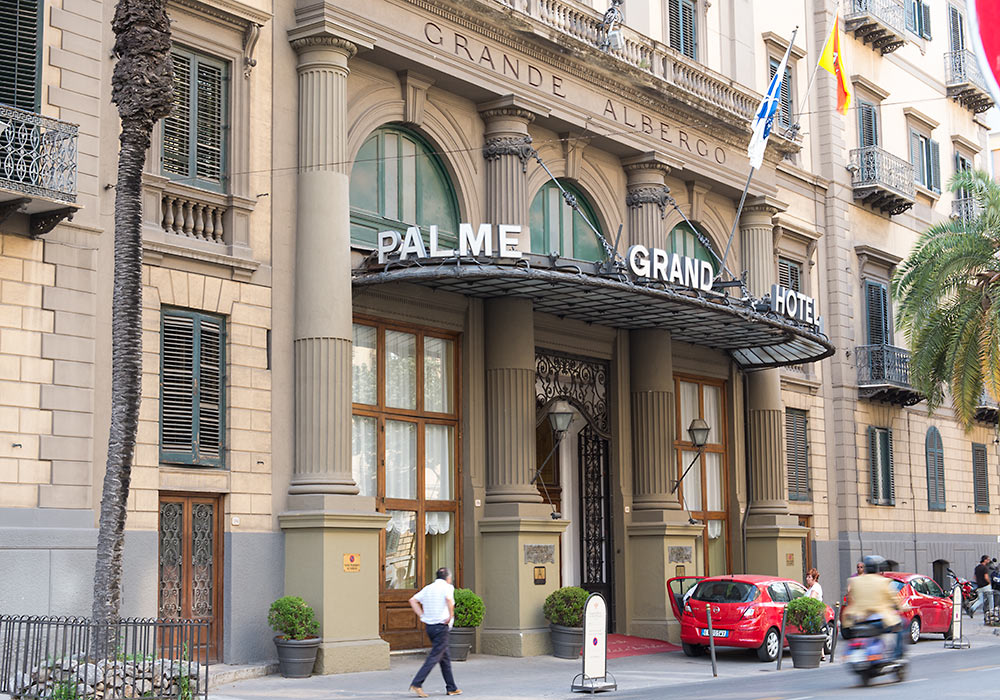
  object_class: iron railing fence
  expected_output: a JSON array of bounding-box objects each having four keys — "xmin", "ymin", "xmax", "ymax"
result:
[
  {"xmin": 846, "ymin": 0, "xmax": 906, "ymax": 34},
  {"xmin": 0, "ymin": 616, "xmax": 208, "ymax": 700},
  {"xmin": 850, "ymin": 146, "xmax": 915, "ymax": 201},
  {"xmin": 945, "ymin": 50, "xmax": 988, "ymax": 92},
  {"xmin": 0, "ymin": 104, "xmax": 78, "ymax": 204},
  {"xmin": 952, "ymin": 195, "xmax": 982, "ymax": 222},
  {"xmin": 856, "ymin": 344, "xmax": 912, "ymax": 387}
]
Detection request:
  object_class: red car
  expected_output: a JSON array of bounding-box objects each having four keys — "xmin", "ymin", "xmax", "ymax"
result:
[
  {"xmin": 669, "ymin": 575, "xmax": 835, "ymax": 662},
  {"xmin": 840, "ymin": 572, "xmax": 954, "ymax": 644}
]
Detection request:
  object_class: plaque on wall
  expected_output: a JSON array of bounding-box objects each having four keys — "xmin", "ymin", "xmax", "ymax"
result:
[
  {"xmin": 668, "ymin": 546, "xmax": 692, "ymax": 564},
  {"xmin": 523, "ymin": 544, "xmax": 556, "ymax": 564}
]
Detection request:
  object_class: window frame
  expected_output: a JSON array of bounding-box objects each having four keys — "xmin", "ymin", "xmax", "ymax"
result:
[
  {"xmin": 161, "ymin": 45, "xmax": 231, "ymax": 193},
  {"xmin": 905, "ymin": 0, "xmax": 933, "ymax": 39},
  {"xmin": 925, "ymin": 426, "xmax": 945, "ymax": 511},
  {"xmin": 786, "ymin": 408, "xmax": 810, "ymax": 502},
  {"xmin": 529, "ymin": 179, "xmax": 604, "ymax": 261},
  {"xmin": 868, "ymin": 426, "xmax": 895, "ymax": 506},
  {"xmin": 668, "ymin": 0, "xmax": 698, "ymax": 60},
  {"xmin": 768, "ymin": 56, "xmax": 794, "ymax": 131},
  {"xmin": 949, "ymin": 3, "xmax": 965, "ymax": 51},
  {"xmin": 864, "ymin": 279, "xmax": 892, "ymax": 346},
  {"xmin": 778, "ymin": 257, "xmax": 803, "ymax": 293},
  {"xmin": 973, "ymin": 443, "xmax": 989, "ymax": 513},
  {"xmin": 159, "ymin": 307, "xmax": 227, "ymax": 468},
  {"xmin": 857, "ymin": 99, "xmax": 880, "ymax": 149},
  {"xmin": 910, "ymin": 129, "xmax": 941, "ymax": 193},
  {"xmin": 0, "ymin": 0, "xmax": 43, "ymax": 112}
]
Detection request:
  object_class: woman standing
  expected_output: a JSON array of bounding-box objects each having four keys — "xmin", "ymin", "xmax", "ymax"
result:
[{"xmin": 805, "ymin": 568, "xmax": 826, "ymax": 660}]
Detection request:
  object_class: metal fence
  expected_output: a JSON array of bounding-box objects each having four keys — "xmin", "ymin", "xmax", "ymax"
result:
[
  {"xmin": 850, "ymin": 146, "xmax": 916, "ymax": 201},
  {"xmin": 0, "ymin": 105, "xmax": 78, "ymax": 204},
  {"xmin": 0, "ymin": 616, "xmax": 209, "ymax": 700},
  {"xmin": 846, "ymin": 0, "xmax": 905, "ymax": 33},
  {"xmin": 856, "ymin": 344, "xmax": 912, "ymax": 387}
]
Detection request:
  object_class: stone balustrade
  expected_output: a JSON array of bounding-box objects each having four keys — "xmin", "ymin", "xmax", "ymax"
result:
[{"xmin": 160, "ymin": 190, "xmax": 227, "ymax": 245}]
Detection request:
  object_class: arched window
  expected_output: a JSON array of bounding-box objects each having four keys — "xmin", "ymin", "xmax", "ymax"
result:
[
  {"xmin": 349, "ymin": 126, "xmax": 459, "ymax": 248},
  {"xmin": 666, "ymin": 222, "xmax": 716, "ymax": 272},
  {"xmin": 926, "ymin": 426, "xmax": 945, "ymax": 511},
  {"xmin": 529, "ymin": 180, "xmax": 604, "ymax": 261}
]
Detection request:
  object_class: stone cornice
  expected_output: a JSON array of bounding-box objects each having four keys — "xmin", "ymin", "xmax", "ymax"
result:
[
  {"xmin": 168, "ymin": 0, "xmax": 271, "ymax": 28},
  {"xmin": 761, "ymin": 31, "xmax": 807, "ymax": 61},
  {"xmin": 290, "ymin": 35, "xmax": 359, "ymax": 57}
]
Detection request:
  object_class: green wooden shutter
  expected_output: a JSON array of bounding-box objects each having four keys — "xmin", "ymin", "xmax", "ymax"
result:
[
  {"xmin": 0, "ymin": 0, "xmax": 40, "ymax": 111},
  {"xmin": 680, "ymin": 0, "xmax": 697, "ymax": 60},
  {"xmin": 929, "ymin": 140, "xmax": 941, "ymax": 193},
  {"xmin": 160, "ymin": 310, "xmax": 226, "ymax": 467},
  {"xmin": 905, "ymin": 0, "xmax": 918, "ymax": 32},
  {"xmin": 786, "ymin": 409, "xmax": 809, "ymax": 501},
  {"xmin": 858, "ymin": 101, "xmax": 878, "ymax": 148},
  {"xmin": 668, "ymin": 0, "xmax": 682, "ymax": 53},
  {"xmin": 868, "ymin": 426, "xmax": 880, "ymax": 504},
  {"xmin": 949, "ymin": 4, "xmax": 965, "ymax": 51},
  {"xmin": 778, "ymin": 258, "xmax": 801, "ymax": 293},
  {"xmin": 865, "ymin": 281, "xmax": 890, "ymax": 345},
  {"xmin": 770, "ymin": 59, "xmax": 793, "ymax": 129},
  {"xmin": 926, "ymin": 427, "xmax": 945, "ymax": 511},
  {"xmin": 910, "ymin": 130, "xmax": 925, "ymax": 186},
  {"xmin": 886, "ymin": 428, "xmax": 895, "ymax": 505},
  {"xmin": 973, "ymin": 443, "xmax": 989, "ymax": 513},
  {"xmin": 920, "ymin": 1, "xmax": 933, "ymax": 39},
  {"xmin": 195, "ymin": 60, "xmax": 224, "ymax": 184},
  {"xmin": 163, "ymin": 51, "xmax": 193, "ymax": 178}
]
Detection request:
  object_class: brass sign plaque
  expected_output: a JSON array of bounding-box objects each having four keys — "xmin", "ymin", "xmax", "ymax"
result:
[{"xmin": 343, "ymin": 553, "xmax": 361, "ymax": 572}]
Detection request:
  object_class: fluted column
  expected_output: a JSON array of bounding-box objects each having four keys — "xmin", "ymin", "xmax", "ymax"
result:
[
  {"xmin": 630, "ymin": 328, "xmax": 678, "ymax": 511},
  {"xmin": 740, "ymin": 197, "xmax": 788, "ymax": 517},
  {"xmin": 484, "ymin": 297, "xmax": 542, "ymax": 504},
  {"xmin": 623, "ymin": 154, "xmax": 672, "ymax": 248},
  {"xmin": 288, "ymin": 34, "xmax": 360, "ymax": 497}
]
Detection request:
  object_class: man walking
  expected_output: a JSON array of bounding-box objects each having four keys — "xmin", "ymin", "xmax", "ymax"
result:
[
  {"xmin": 409, "ymin": 567, "xmax": 462, "ymax": 697},
  {"xmin": 972, "ymin": 555, "xmax": 993, "ymax": 619}
]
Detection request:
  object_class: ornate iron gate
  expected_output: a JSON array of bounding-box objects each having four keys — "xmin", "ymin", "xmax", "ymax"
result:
[{"xmin": 535, "ymin": 350, "xmax": 614, "ymax": 629}]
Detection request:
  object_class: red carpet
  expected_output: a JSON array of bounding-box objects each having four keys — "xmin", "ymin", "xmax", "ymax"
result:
[{"xmin": 605, "ymin": 633, "xmax": 681, "ymax": 659}]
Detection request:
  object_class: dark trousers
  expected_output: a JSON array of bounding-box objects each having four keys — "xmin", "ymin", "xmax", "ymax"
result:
[{"xmin": 410, "ymin": 623, "xmax": 457, "ymax": 692}]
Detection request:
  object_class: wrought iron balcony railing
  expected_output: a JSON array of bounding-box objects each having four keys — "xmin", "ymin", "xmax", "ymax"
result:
[
  {"xmin": 952, "ymin": 195, "xmax": 982, "ymax": 222},
  {"xmin": 976, "ymin": 389, "xmax": 999, "ymax": 424},
  {"xmin": 945, "ymin": 50, "xmax": 995, "ymax": 113},
  {"xmin": 845, "ymin": 0, "xmax": 907, "ymax": 54},
  {"xmin": 856, "ymin": 344, "xmax": 923, "ymax": 405},
  {"xmin": 850, "ymin": 146, "xmax": 915, "ymax": 215}
]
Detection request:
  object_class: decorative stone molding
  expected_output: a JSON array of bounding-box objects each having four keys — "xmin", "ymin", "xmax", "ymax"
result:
[
  {"xmin": 242, "ymin": 22, "xmax": 262, "ymax": 78},
  {"xmin": 478, "ymin": 106, "xmax": 538, "ymax": 124},
  {"xmin": 561, "ymin": 133, "xmax": 591, "ymax": 181},
  {"xmin": 625, "ymin": 186, "xmax": 671, "ymax": 217},
  {"xmin": 290, "ymin": 35, "xmax": 358, "ymax": 57},
  {"xmin": 30, "ymin": 208, "xmax": 76, "ymax": 238},
  {"xmin": 399, "ymin": 70, "xmax": 435, "ymax": 126},
  {"xmin": 483, "ymin": 135, "xmax": 536, "ymax": 172},
  {"xmin": 169, "ymin": 0, "xmax": 271, "ymax": 29}
]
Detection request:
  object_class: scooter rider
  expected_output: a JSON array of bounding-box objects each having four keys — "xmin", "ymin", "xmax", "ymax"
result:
[{"xmin": 843, "ymin": 555, "xmax": 908, "ymax": 660}]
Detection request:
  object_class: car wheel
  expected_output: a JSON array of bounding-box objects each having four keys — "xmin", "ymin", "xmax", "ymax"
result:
[
  {"xmin": 682, "ymin": 642, "xmax": 704, "ymax": 658},
  {"xmin": 756, "ymin": 627, "xmax": 780, "ymax": 662},
  {"xmin": 908, "ymin": 617, "xmax": 921, "ymax": 644},
  {"xmin": 823, "ymin": 624, "xmax": 834, "ymax": 655}
]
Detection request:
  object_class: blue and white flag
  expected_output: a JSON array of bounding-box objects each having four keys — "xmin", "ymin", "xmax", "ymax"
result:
[{"xmin": 747, "ymin": 44, "xmax": 792, "ymax": 170}]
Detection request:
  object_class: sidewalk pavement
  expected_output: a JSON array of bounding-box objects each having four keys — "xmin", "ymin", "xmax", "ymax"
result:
[{"xmin": 211, "ymin": 619, "xmax": 1000, "ymax": 700}]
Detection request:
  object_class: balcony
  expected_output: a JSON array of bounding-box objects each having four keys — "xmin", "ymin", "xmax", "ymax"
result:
[
  {"xmin": 945, "ymin": 50, "xmax": 995, "ymax": 114},
  {"xmin": 0, "ymin": 104, "xmax": 79, "ymax": 236},
  {"xmin": 850, "ymin": 146, "xmax": 915, "ymax": 215},
  {"xmin": 952, "ymin": 195, "xmax": 981, "ymax": 223},
  {"xmin": 856, "ymin": 344, "xmax": 923, "ymax": 406},
  {"xmin": 845, "ymin": 0, "xmax": 907, "ymax": 55},
  {"xmin": 976, "ymin": 390, "xmax": 999, "ymax": 424},
  {"xmin": 493, "ymin": 0, "xmax": 799, "ymax": 155}
]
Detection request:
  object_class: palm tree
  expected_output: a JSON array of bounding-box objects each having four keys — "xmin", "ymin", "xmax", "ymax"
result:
[
  {"xmin": 91, "ymin": 0, "xmax": 173, "ymax": 642},
  {"xmin": 892, "ymin": 169, "xmax": 1000, "ymax": 430}
]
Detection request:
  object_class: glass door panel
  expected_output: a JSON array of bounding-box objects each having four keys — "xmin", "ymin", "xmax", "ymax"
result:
[
  {"xmin": 385, "ymin": 420, "xmax": 417, "ymax": 499},
  {"xmin": 385, "ymin": 510, "xmax": 417, "ymax": 590},
  {"xmin": 424, "ymin": 424, "xmax": 454, "ymax": 500}
]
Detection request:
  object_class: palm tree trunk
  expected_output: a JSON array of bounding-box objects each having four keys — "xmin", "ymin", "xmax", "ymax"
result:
[{"xmin": 92, "ymin": 0, "xmax": 173, "ymax": 657}]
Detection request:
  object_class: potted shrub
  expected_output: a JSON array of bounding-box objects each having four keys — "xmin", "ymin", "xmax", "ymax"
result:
[
  {"xmin": 268, "ymin": 595, "xmax": 321, "ymax": 678},
  {"xmin": 543, "ymin": 586, "xmax": 589, "ymax": 659},
  {"xmin": 784, "ymin": 596, "xmax": 828, "ymax": 669},
  {"xmin": 449, "ymin": 588, "xmax": 485, "ymax": 661}
]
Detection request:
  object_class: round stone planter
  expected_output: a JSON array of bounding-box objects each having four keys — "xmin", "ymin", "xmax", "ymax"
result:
[
  {"xmin": 786, "ymin": 633, "xmax": 826, "ymax": 669},
  {"xmin": 449, "ymin": 626, "xmax": 476, "ymax": 661},
  {"xmin": 550, "ymin": 623, "xmax": 584, "ymax": 659},
  {"xmin": 274, "ymin": 636, "xmax": 321, "ymax": 678}
]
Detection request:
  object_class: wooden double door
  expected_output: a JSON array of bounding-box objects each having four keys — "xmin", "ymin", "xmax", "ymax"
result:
[{"xmin": 158, "ymin": 493, "xmax": 223, "ymax": 662}]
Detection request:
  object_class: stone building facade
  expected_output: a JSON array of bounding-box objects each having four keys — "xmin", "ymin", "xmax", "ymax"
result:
[{"xmin": 0, "ymin": 0, "xmax": 994, "ymax": 672}]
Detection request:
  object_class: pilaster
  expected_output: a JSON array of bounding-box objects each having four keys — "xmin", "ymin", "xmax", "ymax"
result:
[{"xmin": 622, "ymin": 153, "xmax": 672, "ymax": 248}]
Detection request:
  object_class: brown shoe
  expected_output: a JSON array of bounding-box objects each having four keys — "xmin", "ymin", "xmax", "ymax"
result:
[
  {"xmin": 409, "ymin": 686, "xmax": 428, "ymax": 698},
  {"xmin": 447, "ymin": 691, "xmax": 463, "ymax": 696}
]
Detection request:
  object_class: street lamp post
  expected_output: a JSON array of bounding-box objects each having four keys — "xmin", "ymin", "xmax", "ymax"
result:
[
  {"xmin": 670, "ymin": 418, "xmax": 711, "ymax": 494},
  {"xmin": 530, "ymin": 401, "xmax": 575, "ymax": 519}
]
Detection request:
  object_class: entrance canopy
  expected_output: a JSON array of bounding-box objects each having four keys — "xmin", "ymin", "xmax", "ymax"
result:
[{"xmin": 353, "ymin": 255, "xmax": 835, "ymax": 369}]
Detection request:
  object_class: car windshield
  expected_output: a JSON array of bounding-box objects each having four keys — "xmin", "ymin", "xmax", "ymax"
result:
[{"xmin": 692, "ymin": 580, "xmax": 758, "ymax": 603}]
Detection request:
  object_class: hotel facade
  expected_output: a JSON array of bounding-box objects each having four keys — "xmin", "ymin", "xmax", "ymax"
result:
[{"xmin": 0, "ymin": 0, "xmax": 995, "ymax": 671}]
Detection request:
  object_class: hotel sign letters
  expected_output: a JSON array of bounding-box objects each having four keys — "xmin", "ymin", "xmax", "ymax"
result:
[
  {"xmin": 626, "ymin": 244, "xmax": 714, "ymax": 293},
  {"xmin": 771, "ymin": 284, "xmax": 818, "ymax": 325}
]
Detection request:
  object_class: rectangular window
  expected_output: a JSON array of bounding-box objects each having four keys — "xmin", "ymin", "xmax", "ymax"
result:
[
  {"xmin": 786, "ymin": 409, "xmax": 810, "ymax": 501},
  {"xmin": 926, "ymin": 429, "xmax": 945, "ymax": 511},
  {"xmin": 910, "ymin": 130, "xmax": 941, "ymax": 192},
  {"xmin": 857, "ymin": 100, "xmax": 879, "ymax": 148},
  {"xmin": 768, "ymin": 58, "xmax": 794, "ymax": 130},
  {"xmin": 949, "ymin": 4, "xmax": 965, "ymax": 51},
  {"xmin": 906, "ymin": 0, "xmax": 932, "ymax": 39},
  {"xmin": 0, "ymin": 0, "xmax": 41, "ymax": 111},
  {"xmin": 778, "ymin": 258, "xmax": 802, "ymax": 293},
  {"xmin": 160, "ymin": 309, "xmax": 226, "ymax": 467},
  {"xmin": 162, "ymin": 47, "xmax": 229, "ymax": 192},
  {"xmin": 973, "ymin": 443, "xmax": 989, "ymax": 513},
  {"xmin": 868, "ymin": 426, "xmax": 895, "ymax": 506},
  {"xmin": 865, "ymin": 280, "xmax": 892, "ymax": 346},
  {"xmin": 669, "ymin": 0, "xmax": 698, "ymax": 60}
]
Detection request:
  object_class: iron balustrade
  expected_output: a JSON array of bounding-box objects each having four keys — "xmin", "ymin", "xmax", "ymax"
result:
[
  {"xmin": 0, "ymin": 104, "xmax": 78, "ymax": 204},
  {"xmin": 846, "ymin": 0, "xmax": 906, "ymax": 35},
  {"xmin": 856, "ymin": 344, "xmax": 912, "ymax": 387},
  {"xmin": 850, "ymin": 146, "xmax": 915, "ymax": 201},
  {"xmin": 952, "ymin": 195, "xmax": 981, "ymax": 222},
  {"xmin": 0, "ymin": 616, "xmax": 209, "ymax": 700},
  {"xmin": 946, "ymin": 50, "xmax": 989, "ymax": 93}
]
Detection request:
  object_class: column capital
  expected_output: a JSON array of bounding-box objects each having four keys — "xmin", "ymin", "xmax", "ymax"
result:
[
  {"xmin": 740, "ymin": 195, "xmax": 787, "ymax": 222},
  {"xmin": 290, "ymin": 35, "xmax": 359, "ymax": 58},
  {"xmin": 625, "ymin": 185, "xmax": 671, "ymax": 216},
  {"xmin": 478, "ymin": 94, "xmax": 550, "ymax": 135},
  {"xmin": 621, "ymin": 151, "xmax": 680, "ymax": 181},
  {"xmin": 287, "ymin": 5, "xmax": 376, "ymax": 54},
  {"xmin": 483, "ymin": 134, "xmax": 536, "ymax": 172}
]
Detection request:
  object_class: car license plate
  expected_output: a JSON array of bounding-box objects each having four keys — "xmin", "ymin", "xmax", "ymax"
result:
[{"xmin": 699, "ymin": 629, "xmax": 728, "ymax": 638}]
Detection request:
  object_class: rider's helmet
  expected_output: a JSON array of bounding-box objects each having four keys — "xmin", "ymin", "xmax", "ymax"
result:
[{"xmin": 863, "ymin": 555, "xmax": 886, "ymax": 574}]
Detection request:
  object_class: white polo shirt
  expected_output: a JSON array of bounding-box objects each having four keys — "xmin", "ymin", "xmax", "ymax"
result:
[{"xmin": 414, "ymin": 578, "xmax": 455, "ymax": 626}]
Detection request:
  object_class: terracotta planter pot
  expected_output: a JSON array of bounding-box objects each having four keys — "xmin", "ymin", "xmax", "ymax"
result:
[
  {"xmin": 274, "ymin": 636, "xmax": 321, "ymax": 678},
  {"xmin": 449, "ymin": 626, "xmax": 476, "ymax": 661},
  {"xmin": 550, "ymin": 623, "xmax": 584, "ymax": 659},
  {"xmin": 786, "ymin": 633, "xmax": 826, "ymax": 669}
]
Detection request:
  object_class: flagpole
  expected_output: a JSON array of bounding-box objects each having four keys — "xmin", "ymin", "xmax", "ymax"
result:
[
  {"xmin": 793, "ymin": 0, "xmax": 842, "ymax": 130},
  {"xmin": 717, "ymin": 25, "xmax": 798, "ymax": 285}
]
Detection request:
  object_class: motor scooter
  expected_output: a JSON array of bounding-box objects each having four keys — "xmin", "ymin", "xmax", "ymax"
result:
[
  {"xmin": 843, "ymin": 618, "xmax": 907, "ymax": 686},
  {"xmin": 947, "ymin": 567, "xmax": 977, "ymax": 617}
]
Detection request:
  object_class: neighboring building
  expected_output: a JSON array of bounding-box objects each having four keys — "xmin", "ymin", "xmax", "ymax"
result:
[{"xmin": 0, "ymin": 0, "xmax": 993, "ymax": 673}]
